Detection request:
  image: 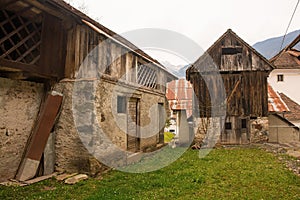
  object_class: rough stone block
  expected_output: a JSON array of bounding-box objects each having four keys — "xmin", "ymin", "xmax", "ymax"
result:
[
  {"xmin": 127, "ymin": 153, "xmax": 142, "ymax": 165},
  {"xmin": 287, "ymin": 150, "xmax": 300, "ymax": 158},
  {"xmin": 64, "ymin": 174, "xmax": 88, "ymax": 185},
  {"xmin": 56, "ymin": 173, "xmax": 78, "ymax": 181}
]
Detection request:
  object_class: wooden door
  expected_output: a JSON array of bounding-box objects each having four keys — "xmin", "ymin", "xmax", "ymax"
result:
[
  {"xmin": 127, "ymin": 98, "xmax": 140, "ymax": 152},
  {"xmin": 158, "ymin": 103, "xmax": 165, "ymax": 144}
]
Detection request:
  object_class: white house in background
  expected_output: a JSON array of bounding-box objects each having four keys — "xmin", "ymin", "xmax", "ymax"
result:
[
  {"xmin": 269, "ymin": 34, "xmax": 300, "ymax": 104},
  {"xmin": 166, "ymin": 79, "xmax": 193, "ymax": 142}
]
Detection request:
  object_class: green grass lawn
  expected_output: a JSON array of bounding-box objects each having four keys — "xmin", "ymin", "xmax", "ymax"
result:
[{"xmin": 1, "ymin": 147, "xmax": 300, "ymax": 200}]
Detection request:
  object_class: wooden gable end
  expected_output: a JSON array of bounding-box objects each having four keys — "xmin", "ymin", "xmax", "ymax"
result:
[
  {"xmin": 190, "ymin": 29, "xmax": 273, "ymax": 73},
  {"xmin": 187, "ymin": 29, "xmax": 271, "ymax": 118}
]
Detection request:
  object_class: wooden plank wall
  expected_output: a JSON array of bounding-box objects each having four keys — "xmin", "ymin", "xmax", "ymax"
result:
[
  {"xmin": 193, "ymin": 33, "xmax": 272, "ymax": 73},
  {"xmin": 64, "ymin": 24, "xmax": 138, "ymax": 81},
  {"xmin": 39, "ymin": 13, "xmax": 66, "ymax": 78},
  {"xmin": 63, "ymin": 23, "xmax": 167, "ymax": 94},
  {"xmin": 190, "ymin": 71, "xmax": 268, "ymax": 118}
]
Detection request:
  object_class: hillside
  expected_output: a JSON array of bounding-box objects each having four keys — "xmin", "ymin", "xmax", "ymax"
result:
[{"xmin": 253, "ymin": 29, "xmax": 300, "ymax": 59}]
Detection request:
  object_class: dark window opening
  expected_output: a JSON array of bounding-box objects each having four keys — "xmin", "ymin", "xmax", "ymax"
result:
[
  {"xmin": 241, "ymin": 119, "xmax": 247, "ymax": 129},
  {"xmin": 222, "ymin": 47, "xmax": 242, "ymax": 55},
  {"xmin": 117, "ymin": 96, "xmax": 126, "ymax": 113},
  {"xmin": 277, "ymin": 74, "xmax": 284, "ymax": 82},
  {"xmin": 225, "ymin": 122, "xmax": 232, "ymax": 130}
]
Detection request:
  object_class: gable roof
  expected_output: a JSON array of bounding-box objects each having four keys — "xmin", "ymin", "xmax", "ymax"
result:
[
  {"xmin": 272, "ymin": 113, "xmax": 300, "ymax": 131},
  {"xmin": 187, "ymin": 29, "xmax": 274, "ymax": 74},
  {"xmin": 270, "ymin": 34, "xmax": 300, "ymax": 69},
  {"xmin": 268, "ymin": 85, "xmax": 290, "ymax": 113},
  {"xmin": 9, "ymin": 0, "xmax": 177, "ymax": 78},
  {"xmin": 279, "ymin": 93, "xmax": 300, "ymax": 122},
  {"xmin": 49, "ymin": 0, "xmax": 163, "ymax": 66}
]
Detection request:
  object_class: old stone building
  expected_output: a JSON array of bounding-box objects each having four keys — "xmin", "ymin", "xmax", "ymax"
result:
[
  {"xmin": 186, "ymin": 29, "xmax": 274, "ymax": 145},
  {"xmin": 0, "ymin": 0, "xmax": 176, "ymax": 182}
]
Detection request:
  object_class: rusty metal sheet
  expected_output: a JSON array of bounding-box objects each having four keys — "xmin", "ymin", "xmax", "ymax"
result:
[
  {"xmin": 166, "ymin": 79, "xmax": 193, "ymax": 118},
  {"xmin": 268, "ymin": 85, "xmax": 289, "ymax": 113},
  {"xmin": 27, "ymin": 92, "xmax": 63, "ymax": 161}
]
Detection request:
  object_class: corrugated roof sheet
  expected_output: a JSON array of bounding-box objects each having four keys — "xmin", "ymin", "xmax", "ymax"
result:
[
  {"xmin": 166, "ymin": 79, "xmax": 193, "ymax": 118},
  {"xmin": 268, "ymin": 85, "xmax": 290, "ymax": 113}
]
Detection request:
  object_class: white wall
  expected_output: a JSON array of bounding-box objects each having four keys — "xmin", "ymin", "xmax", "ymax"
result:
[{"xmin": 269, "ymin": 69, "xmax": 300, "ymax": 104}]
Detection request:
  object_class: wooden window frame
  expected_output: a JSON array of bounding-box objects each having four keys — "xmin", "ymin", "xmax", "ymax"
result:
[
  {"xmin": 277, "ymin": 74, "xmax": 284, "ymax": 82},
  {"xmin": 117, "ymin": 96, "xmax": 127, "ymax": 114}
]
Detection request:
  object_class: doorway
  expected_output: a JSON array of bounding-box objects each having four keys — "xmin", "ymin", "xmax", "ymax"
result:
[{"xmin": 127, "ymin": 98, "xmax": 140, "ymax": 152}]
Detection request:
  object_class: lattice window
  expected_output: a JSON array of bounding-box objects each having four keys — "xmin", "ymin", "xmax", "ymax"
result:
[
  {"xmin": 0, "ymin": 9, "xmax": 42, "ymax": 65},
  {"xmin": 137, "ymin": 63, "xmax": 157, "ymax": 89}
]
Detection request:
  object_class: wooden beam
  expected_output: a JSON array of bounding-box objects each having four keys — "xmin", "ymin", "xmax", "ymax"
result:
[
  {"xmin": 0, "ymin": 20, "xmax": 31, "ymax": 45},
  {"xmin": 0, "ymin": 71, "xmax": 31, "ymax": 80},
  {"xmin": 23, "ymin": 0, "xmax": 65, "ymax": 19},
  {"xmin": 16, "ymin": 41, "xmax": 41, "ymax": 62},
  {"xmin": 0, "ymin": 0, "xmax": 18, "ymax": 10},
  {"xmin": 226, "ymin": 77, "xmax": 241, "ymax": 104},
  {"xmin": 2, "ymin": 10, "xmax": 39, "ymax": 62},
  {"xmin": 0, "ymin": 58, "xmax": 54, "ymax": 79},
  {"xmin": 0, "ymin": 58, "xmax": 39, "ymax": 72},
  {"xmin": 0, "ymin": 28, "xmax": 40, "ymax": 59}
]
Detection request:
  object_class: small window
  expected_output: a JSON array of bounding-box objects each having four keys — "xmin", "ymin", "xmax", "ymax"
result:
[
  {"xmin": 222, "ymin": 47, "xmax": 242, "ymax": 55},
  {"xmin": 225, "ymin": 122, "xmax": 232, "ymax": 130},
  {"xmin": 117, "ymin": 96, "xmax": 126, "ymax": 113},
  {"xmin": 241, "ymin": 119, "xmax": 247, "ymax": 129},
  {"xmin": 277, "ymin": 74, "xmax": 284, "ymax": 82}
]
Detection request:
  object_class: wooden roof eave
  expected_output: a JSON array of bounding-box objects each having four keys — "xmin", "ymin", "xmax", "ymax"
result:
[
  {"xmin": 44, "ymin": 0, "xmax": 177, "ymax": 79},
  {"xmin": 270, "ymin": 34, "xmax": 300, "ymax": 66}
]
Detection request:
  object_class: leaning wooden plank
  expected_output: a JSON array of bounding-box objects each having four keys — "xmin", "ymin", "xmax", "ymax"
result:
[
  {"xmin": 24, "ymin": 173, "xmax": 57, "ymax": 185},
  {"xmin": 16, "ymin": 91, "xmax": 63, "ymax": 181}
]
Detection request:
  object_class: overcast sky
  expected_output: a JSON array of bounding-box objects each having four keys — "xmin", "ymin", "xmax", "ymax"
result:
[{"xmin": 68, "ymin": 0, "xmax": 300, "ymax": 65}]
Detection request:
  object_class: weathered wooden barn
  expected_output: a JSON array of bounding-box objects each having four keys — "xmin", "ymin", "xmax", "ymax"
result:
[
  {"xmin": 0, "ymin": 0, "xmax": 176, "ymax": 182},
  {"xmin": 186, "ymin": 29, "xmax": 274, "ymax": 145}
]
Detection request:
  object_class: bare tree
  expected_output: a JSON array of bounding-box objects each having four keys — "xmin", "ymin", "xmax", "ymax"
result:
[{"xmin": 78, "ymin": 0, "xmax": 89, "ymax": 15}]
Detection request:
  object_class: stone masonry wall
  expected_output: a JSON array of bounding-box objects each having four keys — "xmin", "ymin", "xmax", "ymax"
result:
[
  {"xmin": 250, "ymin": 117, "xmax": 269, "ymax": 143},
  {"xmin": 193, "ymin": 116, "xmax": 269, "ymax": 147},
  {"xmin": 53, "ymin": 78, "xmax": 165, "ymax": 175},
  {"xmin": 53, "ymin": 81, "xmax": 105, "ymax": 176},
  {"xmin": 193, "ymin": 117, "xmax": 222, "ymax": 148},
  {"xmin": 0, "ymin": 78, "xmax": 44, "ymax": 182}
]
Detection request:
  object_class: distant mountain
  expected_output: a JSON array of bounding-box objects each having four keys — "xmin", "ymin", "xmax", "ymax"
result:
[
  {"xmin": 253, "ymin": 30, "xmax": 300, "ymax": 59},
  {"xmin": 161, "ymin": 61, "xmax": 187, "ymax": 78}
]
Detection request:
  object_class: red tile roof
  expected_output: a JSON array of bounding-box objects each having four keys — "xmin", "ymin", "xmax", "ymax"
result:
[
  {"xmin": 268, "ymin": 85, "xmax": 290, "ymax": 113},
  {"xmin": 166, "ymin": 79, "xmax": 193, "ymax": 118}
]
